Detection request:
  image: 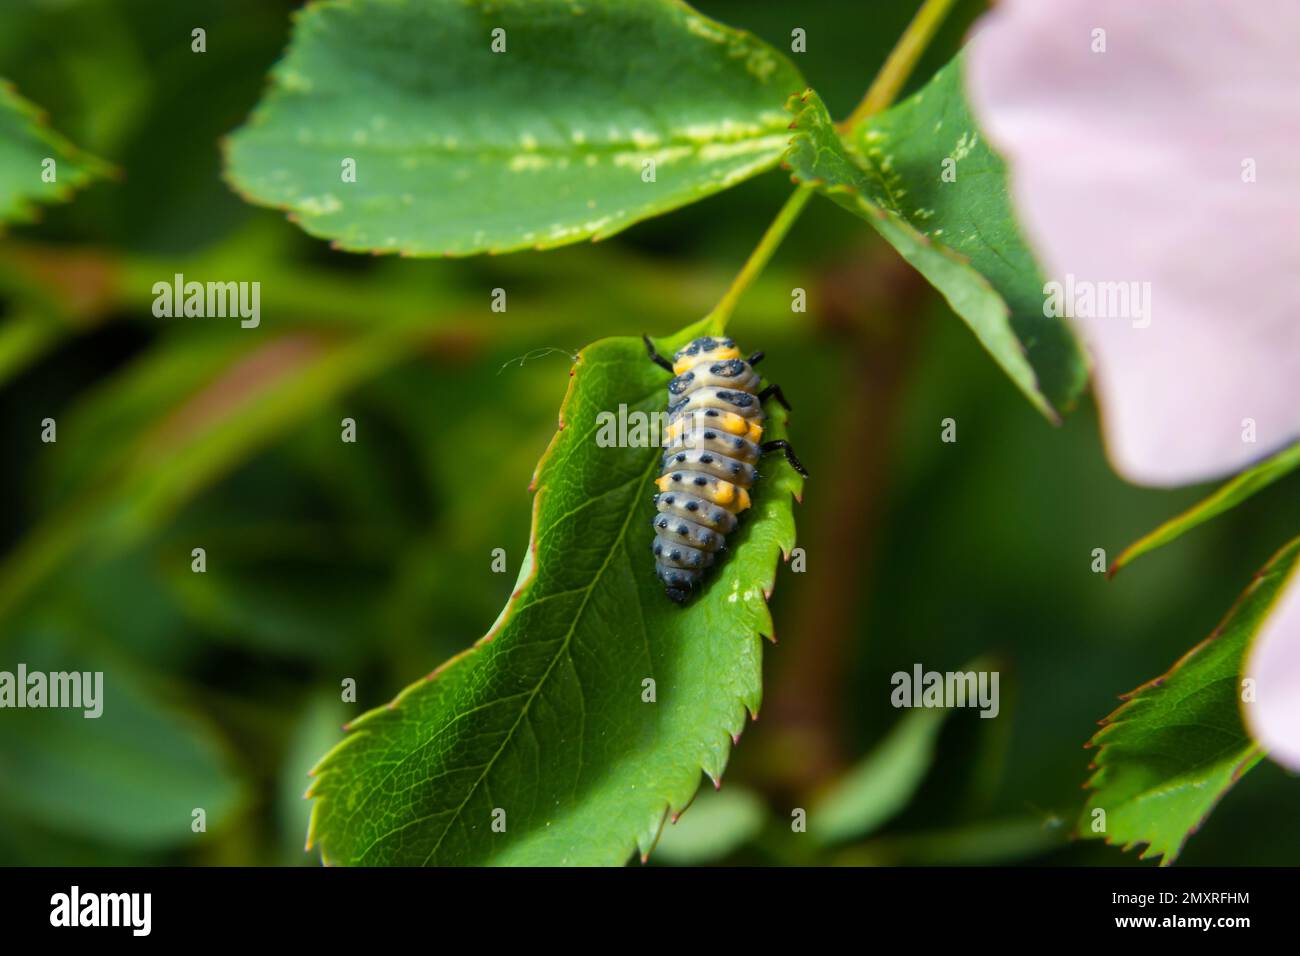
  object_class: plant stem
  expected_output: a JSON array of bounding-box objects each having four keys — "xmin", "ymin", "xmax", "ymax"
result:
[
  {"xmin": 841, "ymin": 0, "xmax": 957, "ymax": 130},
  {"xmin": 708, "ymin": 0, "xmax": 957, "ymax": 330},
  {"xmin": 709, "ymin": 184, "xmax": 814, "ymax": 330}
]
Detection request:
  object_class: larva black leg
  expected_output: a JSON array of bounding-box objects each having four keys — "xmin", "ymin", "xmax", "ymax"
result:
[
  {"xmin": 643, "ymin": 334, "xmax": 674, "ymax": 373},
  {"xmin": 758, "ymin": 383, "xmax": 791, "ymax": 411},
  {"xmin": 747, "ymin": 350, "xmax": 765, "ymax": 367},
  {"xmin": 761, "ymin": 439, "xmax": 809, "ymax": 478}
]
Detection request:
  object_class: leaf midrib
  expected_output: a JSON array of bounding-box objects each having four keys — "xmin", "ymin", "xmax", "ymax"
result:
[
  {"xmin": 416, "ymin": 450, "xmax": 660, "ymax": 865},
  {"xmin": 244, "ymin": 126, "xmax": 792, "ymax": 161},
  {"xmin": 339, "ymin": 372, "xmax": 663, "ymax": 864},
  {"xmin": 347, "ymin": 368, "xmax": 665, "ymax": 865}
]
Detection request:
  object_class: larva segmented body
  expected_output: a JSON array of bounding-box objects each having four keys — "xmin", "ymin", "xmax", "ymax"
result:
[{"xmin": 644, "ymin": 335, "xmax": 807, "ymax": 604}]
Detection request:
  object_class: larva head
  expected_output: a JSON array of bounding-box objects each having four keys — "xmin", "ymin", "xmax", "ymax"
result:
[
  {"xmin": 672, "ymin": 336, "xmax": 740, "ymax": 375},
  {"xmin": 664, "ymin": 584, "xmax": 692, "ymax": 604}
]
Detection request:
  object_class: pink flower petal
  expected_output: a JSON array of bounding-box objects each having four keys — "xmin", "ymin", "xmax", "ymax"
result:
[
  {"xmin": 1245, "ymin": 570, "xmax": 1300, "ymax": 771},
  {"xmin": 966, "ymin": 0, "xmax": 1300, "ymax": 486}
]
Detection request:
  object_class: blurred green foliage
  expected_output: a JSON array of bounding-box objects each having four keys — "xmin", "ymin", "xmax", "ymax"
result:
[{"xmin": 1, "ymin": 0, "xmax": 1297, "ymax": 866}]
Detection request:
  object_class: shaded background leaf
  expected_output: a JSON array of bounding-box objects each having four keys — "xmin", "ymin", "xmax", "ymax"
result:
[
  {"xmin": 1111, "ymin": 442, "xmax": 1300, "ymax": 575},
  {"xmin": 0, "ymin": 81, "xmax": 109, "ymax": 225},
  {"xmin": 650, "ymin": 786, "xmax": 768, "ymax": 865},
  {"xmin": 0, "ymin": 619, "xmax": 247, "ymax": 849},
  {"xmin": 810, "ymin": 701, "xmax": 949, "ymax": 845}
]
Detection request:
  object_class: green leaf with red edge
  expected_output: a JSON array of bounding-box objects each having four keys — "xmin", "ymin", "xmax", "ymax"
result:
[
  {"xmin": 1081, "ymin": 536, "xmax": 1300, "ymax": 864},
  {"xmin": 783, "ymin": 72, "xmax": 1086, "ymax": 422},
  {"xmin": 306, "ymin": 318, "xmax": 803, "ymax": 865},
  {"xmin": 848, "ymin": 54, "xmax": 1087, "ymax": 416},
  {"xmin": 1110, "ymin": 441, "xmax": 1300, "ymax": 576},
  {"xmin": 0, "ymin": 81, "xmax": 110, "ymax": 225}
]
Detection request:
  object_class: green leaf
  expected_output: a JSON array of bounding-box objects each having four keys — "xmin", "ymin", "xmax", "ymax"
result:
[
  {"xmin": 850, "ymin": 55, "xmax": 1087, "ymax": 414},
  {"xmin": 0, "ymin": 310, "xmax": 61, "ymax": 387},
  {"xmin": 1082, "ymin": 536, "xmax": 1300, "ymax": 864},
  {"xmin": 277, "ymin": 693, "xmax": 349, "ymax": 864},
  {"xmin": 0, "ymin": 81, "xmax": 108, "ymax": 224},
  {"xmin": 784, "ymin": 69, "xmax": 1086, "ymax": 421},
  {"xmin": 225, "ymin": 0, "xmax": 805, "ymax": 256},
  {"xmin": 836, "ymin": 816, "xmax": 1069, "ymax": 866},
  {"xmin": 1111, "ymin": 442, "xmax": 1300, "ymax": 576},
  {"xmin": 810, "ymin": 706, "xmax": 949, "ymax": 846},
  {"xmin": 809, "ymin": 655, "xmax": 1004, "ymax": 847},
  {"xmin": 307, "ymin": 320, "xmax": 804, "ymax": 865},
  {"xmin": 650, "ymin": 786, "xmax": 767, "ymax": 865},
  {"xmin": 0, "ymin": 325, "xmax": 422, "ymax": 625},
  {"xmin": 0, "ymin": 618, "xmax": 246, "ymax": 847}
]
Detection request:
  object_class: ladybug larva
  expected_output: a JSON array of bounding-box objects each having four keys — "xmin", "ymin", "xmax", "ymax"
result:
[{"xmin": 643, "ymin": 334, "xmax": 808, "ymax": 604}]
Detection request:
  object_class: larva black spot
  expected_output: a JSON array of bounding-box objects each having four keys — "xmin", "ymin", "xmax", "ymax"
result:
[
  {"xmin": 703, "ymin": 431, "xmax": 717, "ymax": 440},
  {"xmin": 685, "ymin": 501, "xmax": 698, "ymax": 512},
  {"xmin": 668, "ymin": 371, "xmax": 695, "ymax": 395},
  {"xmin": 715, "ymin": 389, "xmax": 753, "ymax": 408},
  {"xmin": 700, "ymin": 454, "xmax": 713, "ymax": 464},
  {"xmin": 693, "ymin": 476, "xmax": 708, "ymax": 486}
]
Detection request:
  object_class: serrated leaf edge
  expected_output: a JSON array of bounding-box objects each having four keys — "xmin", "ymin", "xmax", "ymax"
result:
[
  {"xmin": 0, "ymin": 79, "xmax": 114, "ymax": 227},
  {"xmin": 1081, "ymin": 536, "xmax": 1300, "ymax": 864}
]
